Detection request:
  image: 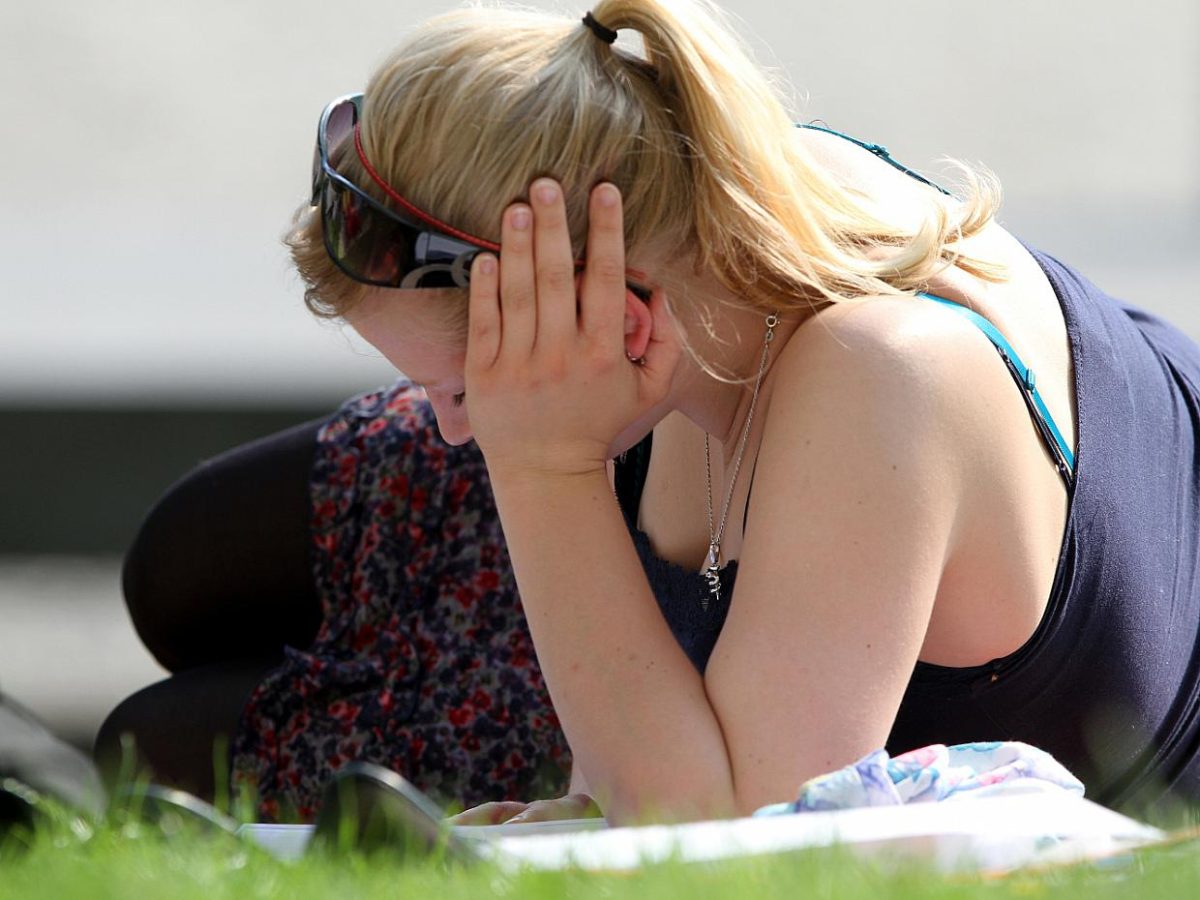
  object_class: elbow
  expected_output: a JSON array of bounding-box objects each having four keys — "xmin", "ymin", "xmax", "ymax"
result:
[{"xmin": 597, "ymin": 774, "xmax": 739, "ymax": 826}]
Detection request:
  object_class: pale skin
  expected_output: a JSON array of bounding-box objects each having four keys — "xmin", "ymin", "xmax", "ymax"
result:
[{"xmin": 345, "ymin": 130, "xmax": 1076, "ymax": 825}]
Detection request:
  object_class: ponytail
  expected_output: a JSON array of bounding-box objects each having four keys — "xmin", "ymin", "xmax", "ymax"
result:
[
  {"xmin": 289, "ymin": 0, "xmax": 1003, "ymax": 353},
  {"xmin": 587, "ymin": 0, "xmax": 1002, "ymax": 318}
]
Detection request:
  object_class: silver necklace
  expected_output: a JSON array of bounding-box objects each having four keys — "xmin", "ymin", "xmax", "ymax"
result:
[{"xmin": 703, "ymin": 312, "xmax": 780, "ymax": 610}]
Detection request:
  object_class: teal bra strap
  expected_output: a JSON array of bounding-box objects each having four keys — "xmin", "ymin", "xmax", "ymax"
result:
[
  {"xmin": 796, "ymin": 123, "xmax": 953, "ymax": 197},
  {"xmin": 918, "ymin": 293, "xmax": 1076, "ymax": 489},
  {"xmin": 794, "ymin": 121, "xmax": 1074, "ymax": 488}
]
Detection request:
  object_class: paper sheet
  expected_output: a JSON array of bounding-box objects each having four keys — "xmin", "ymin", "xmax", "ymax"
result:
[{"xmin": 238, "ymin": 790, "xmax": 1163, "ymax": 873}]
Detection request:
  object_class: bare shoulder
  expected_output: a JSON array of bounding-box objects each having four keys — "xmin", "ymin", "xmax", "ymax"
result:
[
  {"xmin": 746, "ymin": 294, "xmax": 987, "ymax": 567},
  {"xmin": 758, "ymin": 293, "xmax": 1070, "ymax": 666},
  {"xmin": 749, "ymin": 292, "xmax": 1020, "ymax": 582},
  {"xmin": 770, "ymin": 295, "xmax": 992, "ymax": 450},
  {"xmin": 770, "ymin": 289, "xmax": 1065, "ymax": 484}
]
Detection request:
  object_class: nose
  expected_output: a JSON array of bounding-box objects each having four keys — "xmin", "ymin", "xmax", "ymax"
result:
[
  {"xmin": 427, "ymin": 397, "xmax": 473, "ymax": 446},
  {"xmin": 437, "ymin": 421, "xmax": 474, "ymax": 446}
]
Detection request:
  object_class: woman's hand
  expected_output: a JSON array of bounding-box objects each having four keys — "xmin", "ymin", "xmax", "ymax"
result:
[
  {"xmin": 446, "ymin": 793, "xmax": 601, "ymax": 826},
  {"xmin": 464, "ymin": 179, "xmax": 680, "ymax": 480}
]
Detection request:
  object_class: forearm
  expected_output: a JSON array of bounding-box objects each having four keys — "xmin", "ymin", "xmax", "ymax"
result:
[
  {"xmin": 568, "ymin": 761, "xmax": 589, "ymax": 796},
  {"xmin": 489, "ymin": 467, "xmax": 736, "ymax": 822}
]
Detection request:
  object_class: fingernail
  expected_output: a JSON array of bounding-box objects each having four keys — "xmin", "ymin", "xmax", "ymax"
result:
[
  {"xmin": 510, "ymin": 207, "xmax": 531, "ymax": 230},
  {"xmin": 597, "ymin": 183, "xmax": 619, "ymax": 207},
  {"xmin": 478, "ymin": 254, "xmax": 497, "ymax": 275},
  {"xmin": 534, "ymin": 180, "xmax": 559, "ymax": 205}
]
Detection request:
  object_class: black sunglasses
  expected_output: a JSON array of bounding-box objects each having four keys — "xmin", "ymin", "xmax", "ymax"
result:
[
  {"xmin": 312, "ymin": 94, "xmax": 491, "ymax": 290},
  {"xmin": 311, "ymin": 93, "xmax": 650, "ymax": 299}
]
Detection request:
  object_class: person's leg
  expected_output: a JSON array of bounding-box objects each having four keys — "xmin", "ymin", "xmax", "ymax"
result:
[
  {"xmin": 97, "ymin": 415, "xmax": 329, "ymax": 799},
  {"xmin": 122, "ymin": 417, "xmax": 327, "ymax": 673},
  {"xmin": 93, "ymin": 658, "xmax": 280, "ymax": 802}
]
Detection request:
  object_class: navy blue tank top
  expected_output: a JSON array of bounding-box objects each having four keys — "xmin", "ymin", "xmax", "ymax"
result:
[{"xmin": 613, "ymin": 245, "xmax": 1200, "ymax": 809}]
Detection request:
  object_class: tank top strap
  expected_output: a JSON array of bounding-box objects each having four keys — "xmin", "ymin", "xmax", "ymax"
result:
[
  {"xmin": 918, "ymin": 292, "xmax": 1076, "ymax": 488},
  {"xmin": 796, "ymin": 122, "xmax": 953, "ymax": 196},
  {"xmin": 734, "ymin": 292, "xmax": 1078, "ymax": 534}
]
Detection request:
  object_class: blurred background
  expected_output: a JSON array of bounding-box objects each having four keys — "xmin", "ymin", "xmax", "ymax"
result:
[{"xmin": 1, "ymin": 0, "xmax": 1197, "ymax": 753}]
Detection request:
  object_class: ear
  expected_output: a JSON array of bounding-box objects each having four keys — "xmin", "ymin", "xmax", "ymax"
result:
[{"xmin": 623, "ymin": 289, "xmax": 653, "ymax": 361}]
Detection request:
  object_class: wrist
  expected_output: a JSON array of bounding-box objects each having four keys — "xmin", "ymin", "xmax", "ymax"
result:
[{"xmin": 485, "ymin": 458, "xmax": 609, "ymax": 494}]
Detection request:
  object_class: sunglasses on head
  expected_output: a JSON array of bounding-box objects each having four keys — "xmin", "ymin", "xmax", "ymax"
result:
[
  {"xmin": 312, "ymin": 94, "xmax": 489, "ymax": 290},
  {"xmin": 311, "ymin": 93, "xmax": 650, "ymax": 299}
]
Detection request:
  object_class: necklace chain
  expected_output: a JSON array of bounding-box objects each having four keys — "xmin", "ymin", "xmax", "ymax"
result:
[{"xmin": 703, "ymin": 312, "xmax": 779, "ymax": 609}]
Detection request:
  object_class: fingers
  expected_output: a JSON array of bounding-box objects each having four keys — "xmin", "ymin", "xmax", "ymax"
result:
[
  {"xmin": 505, "ymin": 793, "xmax": 601, "ymax": 824},
  {"xmin": 497, "ymin": 204, "xmax": 537, "ymax": 360},
  {"xmin": 529, "ymin": 179, "xmax": 579, "ymax": 346},
  {"xmin": 467, "ymin": 253, "xmax": 501, "ymax": 371},
  {"xmin": 445, "ymin": 794, "xmax": 602, "ymax": 828},
  {"xmin": 445, "ymin": 800, "xmax": 529, "ymax": 826},
  {"xmin": 489, "ymin": 179, "xmax": 579, "ymax": 362},
  {"xmin": 479, "ymin": 178, "xmax": 632, "ymax": 371},
  {"xmin": 580, "ymin": 183, "xmax": 626, "ymax": 345}
]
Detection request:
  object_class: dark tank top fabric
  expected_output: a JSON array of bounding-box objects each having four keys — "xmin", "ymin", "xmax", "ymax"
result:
[{"xmin": 613, "ymin": 249, "xmax": 1200, "ymax": 809}]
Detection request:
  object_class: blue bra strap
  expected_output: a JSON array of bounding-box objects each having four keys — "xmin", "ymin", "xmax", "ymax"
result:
[
  {"xmin": 793, "ymin": 121, "xmax": 1073, "ymax": 488},
  {"xmin": 797, "ymin": 123, "xmax": 953, "ymax": 197},
  {"xmin": 918, "ymin": 293, "xmax": 1076, "ymax": 489}
]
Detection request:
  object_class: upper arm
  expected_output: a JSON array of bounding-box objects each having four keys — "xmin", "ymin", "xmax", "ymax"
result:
[{"xmin": 704, "ymin": 302, "xmax": 970, "ymax": 814}]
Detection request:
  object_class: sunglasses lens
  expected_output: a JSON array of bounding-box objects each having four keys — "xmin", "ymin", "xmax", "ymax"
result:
[
  {"xmin": 321, "ymin": 177, "xmax": 419, "ymax": 287},
  {"xmin": 313, "ymin": 94, "xmax": 479, "ymax": 290},
  {"xmin": 326, "ymin": 100, "xmax": 356, "ymax": 153},
  {"xmin": 313, "ymin": 98, "xmax": 357, "ymax": 199}
]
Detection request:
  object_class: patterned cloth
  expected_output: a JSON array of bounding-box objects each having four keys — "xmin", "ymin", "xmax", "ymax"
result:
[
  {"xmin": 755, "ymin": 742, "xmax": 1084, "ymax": 816},
  {"xmin": 230, "ymin": 381, "xmax": 570, "ymax": 822}
]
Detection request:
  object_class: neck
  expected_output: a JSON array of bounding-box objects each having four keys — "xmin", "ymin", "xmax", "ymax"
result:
[{"xmin": 664, "ymin": 278, "xmax": 800, "ymax": 462}]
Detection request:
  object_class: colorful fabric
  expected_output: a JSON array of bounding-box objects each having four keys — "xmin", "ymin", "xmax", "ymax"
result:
[
  {"xmin": 230, "ymin": 381, "xmax": 571, "ymax": 822},
  {"xmin": 755, "ymin": 742, "xmax": 1084, "ymax": 816}
]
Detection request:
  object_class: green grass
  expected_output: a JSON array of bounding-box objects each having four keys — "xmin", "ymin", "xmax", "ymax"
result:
[{"xmin": 4, "ymin": 802, "xmax": 1200, "ymax": 900}]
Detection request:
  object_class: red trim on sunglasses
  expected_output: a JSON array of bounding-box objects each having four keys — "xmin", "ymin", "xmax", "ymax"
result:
[
  {"xmin": 354, "ymin": 123, "xmax": 501, "ymax": 254},
  {"xmin": 351, "ymin": 121, "xmax": 650, "ymax": 287}
]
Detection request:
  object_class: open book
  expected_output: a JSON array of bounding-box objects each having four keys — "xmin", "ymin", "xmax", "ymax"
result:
[{"xmin": 239, "ymin": 782, "xmax": 1163, "ymax": 875}]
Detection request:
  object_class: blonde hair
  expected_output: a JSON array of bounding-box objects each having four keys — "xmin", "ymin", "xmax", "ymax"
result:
[{"xmin": 288, "ymin": 0, "xmax": 1002, "ymax": 348}]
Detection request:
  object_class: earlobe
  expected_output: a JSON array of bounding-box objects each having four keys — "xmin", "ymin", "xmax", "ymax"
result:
[{"xmin": 623, "ymin": 288, "xmax": 653, "ymax": 362}]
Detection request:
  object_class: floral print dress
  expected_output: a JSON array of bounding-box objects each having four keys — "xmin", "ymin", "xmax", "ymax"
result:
[{"xmin": 230, "ymin": 381, "xmax": 570, "ymax": 821}]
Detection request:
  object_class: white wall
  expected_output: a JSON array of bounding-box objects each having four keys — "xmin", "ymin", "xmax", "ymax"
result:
[{"xmin": 1, "ymin": 0, "xmax": 1196, "ymax": 406}]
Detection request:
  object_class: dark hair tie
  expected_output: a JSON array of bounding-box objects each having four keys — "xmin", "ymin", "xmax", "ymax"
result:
[{"xmin": 582, "ymin": 11, "xmax": 618, "ymax": 45}]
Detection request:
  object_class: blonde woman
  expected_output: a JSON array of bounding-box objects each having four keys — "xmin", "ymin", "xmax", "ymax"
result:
[{"xmin": 108, "ymin": 0, "xmax": 1198, "ymax": 823}]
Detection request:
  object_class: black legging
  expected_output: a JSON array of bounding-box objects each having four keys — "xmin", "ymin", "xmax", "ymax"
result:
[{"xmin": 94, "ymin": 416, "xmax": 328, "ymax": 800}]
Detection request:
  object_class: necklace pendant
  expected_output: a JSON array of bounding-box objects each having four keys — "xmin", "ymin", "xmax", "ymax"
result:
[
  {"xmin": 700, "ymin": 314, "xmax": 776, "ymax": 617},
  {"xmin": 703, "ymin": 543, "xmax": 721, "ymax": 611}
]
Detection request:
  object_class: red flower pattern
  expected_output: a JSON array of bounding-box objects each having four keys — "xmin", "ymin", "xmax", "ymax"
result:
[{"xmin": 231, "ymin": 381, "xmax": 570, "ymax": 822}]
